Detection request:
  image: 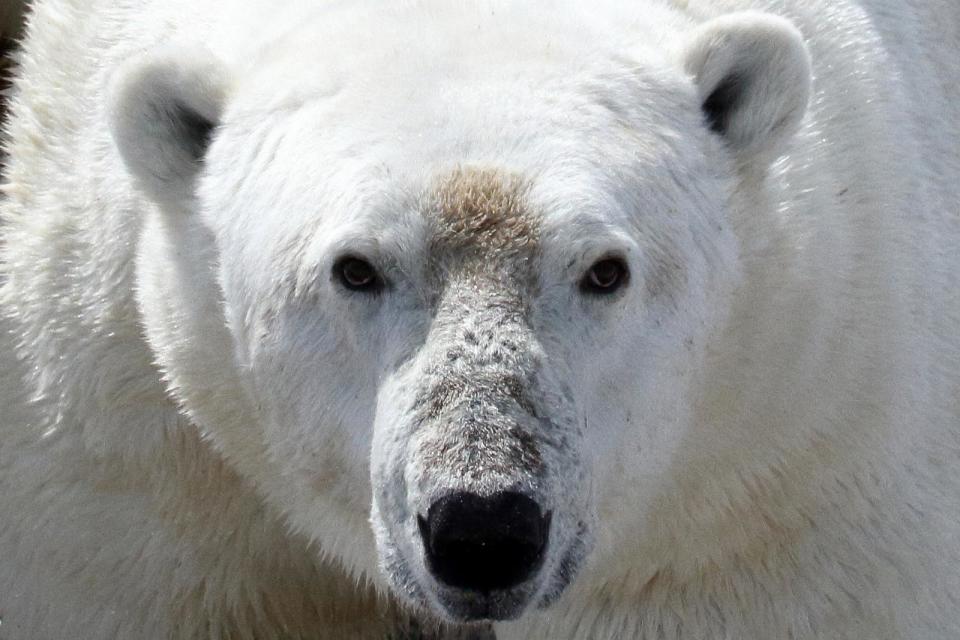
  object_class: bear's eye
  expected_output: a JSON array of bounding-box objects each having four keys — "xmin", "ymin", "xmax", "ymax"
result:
[
  {"xmin": 580, "ymin": 257, "xmax": 629, "ymax": 295},
  {"xmin": 334, "ymin": 256, "xmax": 384, "ymax": 293}
]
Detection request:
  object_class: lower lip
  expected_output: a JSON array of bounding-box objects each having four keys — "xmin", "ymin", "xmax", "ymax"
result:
[{"xmin": 437, "ymin": 591, "xmax": 530, "ymax": 622}]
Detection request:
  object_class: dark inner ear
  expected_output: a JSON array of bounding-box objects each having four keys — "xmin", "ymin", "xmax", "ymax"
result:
[
  {"xmin": 173, "ymin": 102, "xmax": 216, "ymax": 163},
  {"xmin": 702, "ymin": 71, "xmax": 747, "ymax": 135}
]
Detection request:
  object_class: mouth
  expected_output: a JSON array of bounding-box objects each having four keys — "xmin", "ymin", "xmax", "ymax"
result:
[
  {"xmin": 429, "ymin": 584, "xmax": 536, "ymax": 622},
  {"xmin": 374, "ymin": 481, "xmax": 593, "ymax": 624},
  {"xmin": 416, "ymin": 491, "xmax": 552, "ymax": 622}
]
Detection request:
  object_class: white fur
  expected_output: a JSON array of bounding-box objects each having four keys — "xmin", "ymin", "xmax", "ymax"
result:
[
  {"xmin": 1, "ymin": 0, "xmax": 959, "ymax": 638},
  {"xmin": 683, "ymin": 11, "xmax": 811, "ymax": 162}
]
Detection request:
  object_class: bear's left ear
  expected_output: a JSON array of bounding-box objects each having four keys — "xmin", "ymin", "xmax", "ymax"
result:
[
  {"xmin": 109, "ymin": 46, "xmax": 229, "ymax": 210},
  {"xmin": 683, "ymin": 12, "xmax": 811, "ymax": 164}
]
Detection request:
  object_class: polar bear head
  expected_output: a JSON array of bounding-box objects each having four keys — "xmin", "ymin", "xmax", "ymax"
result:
[{"xmin": 110, "ymin": 4, "xmax": 810, "ymax": 624}]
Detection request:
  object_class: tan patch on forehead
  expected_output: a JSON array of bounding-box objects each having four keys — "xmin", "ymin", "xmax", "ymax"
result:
[{"xmin": 429, "ymin": 167, "xmax": 539, "ymax": 259}]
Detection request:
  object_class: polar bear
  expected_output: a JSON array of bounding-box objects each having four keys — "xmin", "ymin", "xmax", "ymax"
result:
[{"xmin": 1, "ymin": 0, "xmax": 959, "ymax": 638}]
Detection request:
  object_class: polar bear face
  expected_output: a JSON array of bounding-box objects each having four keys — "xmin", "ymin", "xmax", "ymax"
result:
[{"xmin": 110, "ymin": 6, "xmax": 809, "ymax": 624}]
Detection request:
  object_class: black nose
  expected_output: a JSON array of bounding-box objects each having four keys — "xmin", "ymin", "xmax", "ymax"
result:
[{"xmin": 418, "ymin": 491, "xmax": 550, "ymax": 593}]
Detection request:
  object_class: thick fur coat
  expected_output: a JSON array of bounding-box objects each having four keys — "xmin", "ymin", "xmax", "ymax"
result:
[{"xmin": 1, "ymin": 0, "xmax": 958, "ymax": 638}]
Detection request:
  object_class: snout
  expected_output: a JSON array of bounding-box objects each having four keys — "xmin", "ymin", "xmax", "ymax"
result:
[{"xmin": 418, "ymin": 491, "xmax": 551, "ymax": 594}]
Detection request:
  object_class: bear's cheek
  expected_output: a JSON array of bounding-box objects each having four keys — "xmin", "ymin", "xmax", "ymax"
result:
[{"xmin": 240, "ymin": 328, "xmax": 379, "ymax": 504}]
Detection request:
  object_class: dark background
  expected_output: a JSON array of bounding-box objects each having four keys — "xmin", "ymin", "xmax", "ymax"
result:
[
  {"xmin": 1, "ymin": 0, "xmax": 26, "ymax": 171},
  {"xmin": 1, "ymin": 0, "xmax": 27, "ymax": 141}
]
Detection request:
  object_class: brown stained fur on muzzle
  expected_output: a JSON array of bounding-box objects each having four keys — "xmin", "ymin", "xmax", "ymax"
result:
[
  {"xmin": 428, "ymin": 166, "xmax": 540, "ymax": 268},
  {"xmin": 409, "ymin": 167, "xmax": 548, "ymax": 485},
  {"xmin": 421, "ymin": 369, "xmax": 539, "ymax": 425}
]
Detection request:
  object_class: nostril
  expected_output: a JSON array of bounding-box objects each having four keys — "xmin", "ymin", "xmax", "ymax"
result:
[{"xmin": 418, "ymin": 491, "xmax": 551, "ymax": 593}]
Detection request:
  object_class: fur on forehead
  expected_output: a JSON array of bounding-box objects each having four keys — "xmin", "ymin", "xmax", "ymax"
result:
[{"xmin": 426, "ymin": 166, "xmax": 539, "ymax": 264}]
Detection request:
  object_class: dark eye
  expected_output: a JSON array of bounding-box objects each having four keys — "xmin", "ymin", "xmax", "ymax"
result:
[
  {"xmin": 580, "ymin": 257, "xmax": 629, "ymax": 295},
  {"xmin": 334, "ymin": 256, "xmax": 383, "ymax": 293}
]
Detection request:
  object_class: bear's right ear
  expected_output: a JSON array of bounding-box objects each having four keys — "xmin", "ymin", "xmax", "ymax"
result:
[{"xmin": 109, "ymin": 47, "xmax": 229, "ymax": 210}]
